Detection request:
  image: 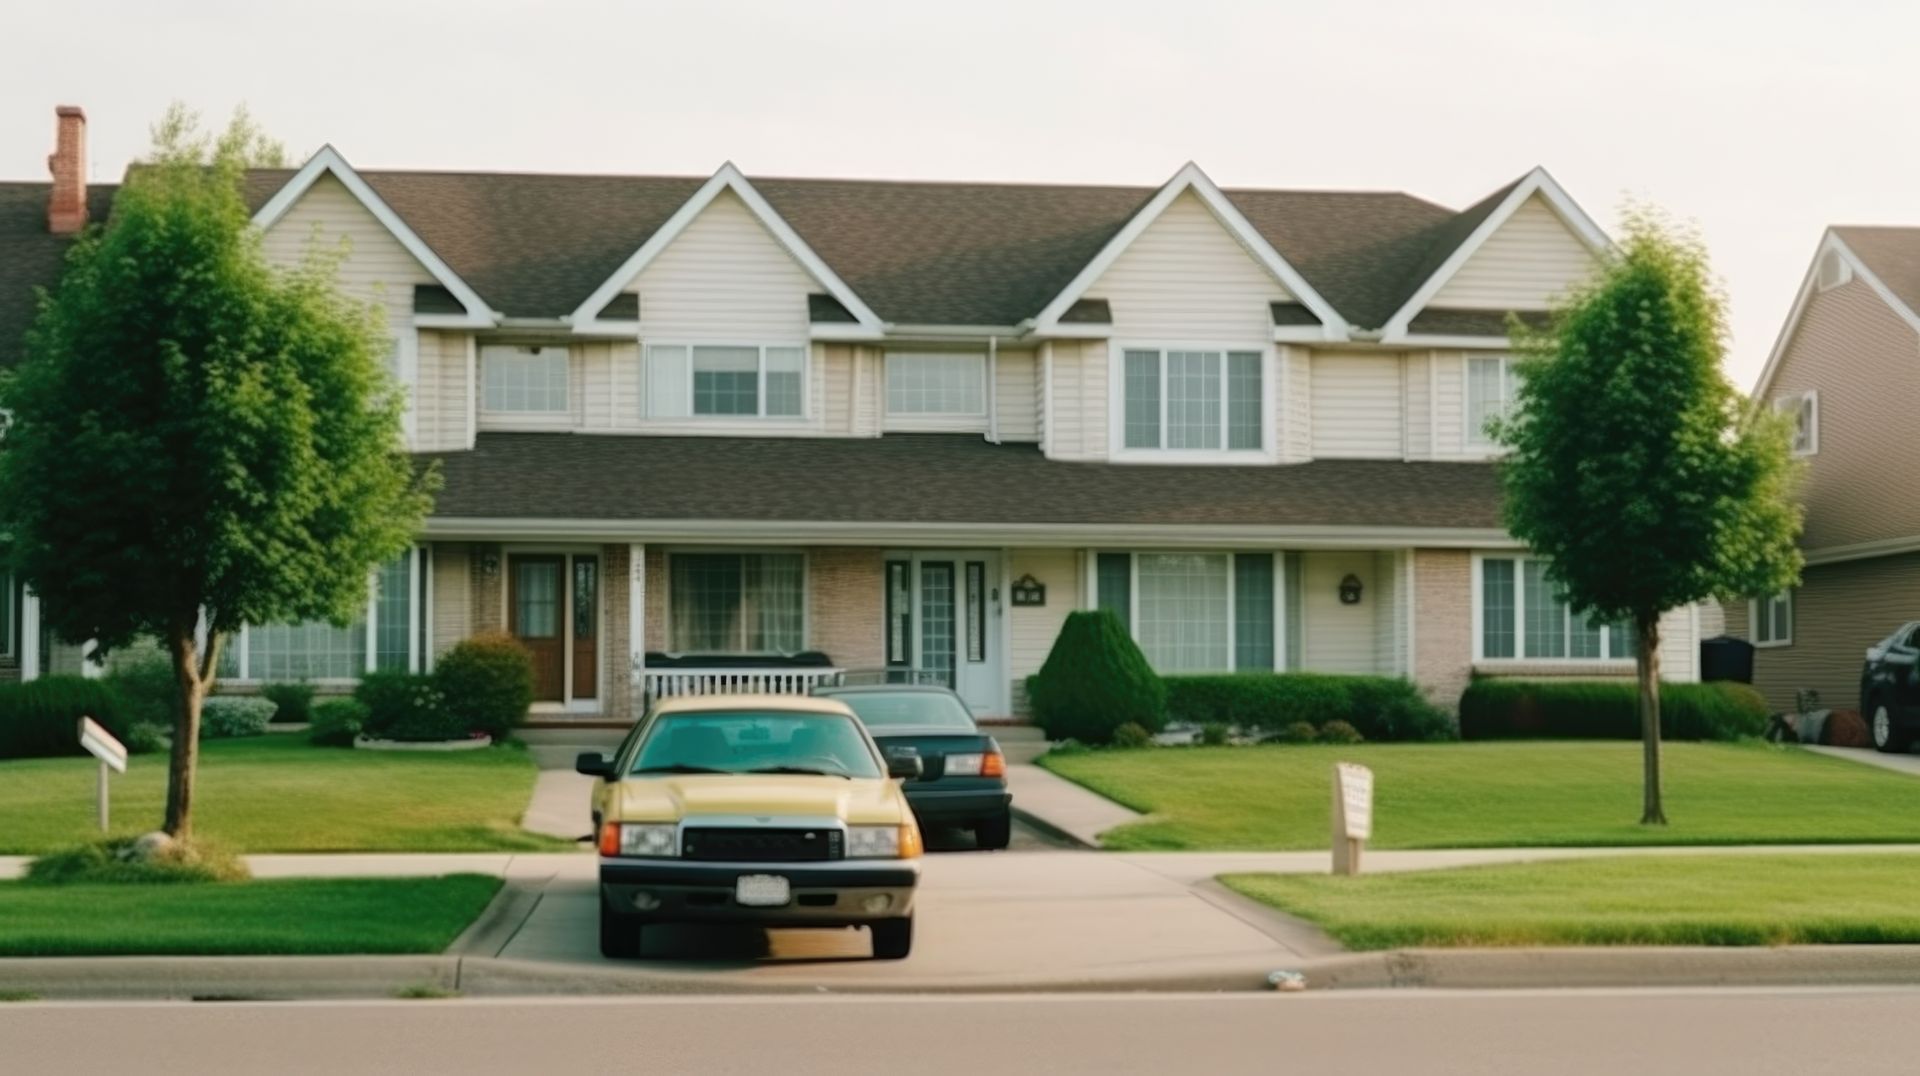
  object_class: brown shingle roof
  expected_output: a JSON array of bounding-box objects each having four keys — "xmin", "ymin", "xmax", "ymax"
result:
[
  {"xmin": 421, "ymin": 433, "xmax": 1504, "ymax": 529},
  {"xmin": 1407, "ymin": 307, "xmax": 1552, "ymax": 336},
  {"xmin": 1833, "ymin": 226, "xmax": 1920, "ymax": 320},
  {"xmin": 0, "ymin": 182, "xmax": 118, "ymax": 367}
]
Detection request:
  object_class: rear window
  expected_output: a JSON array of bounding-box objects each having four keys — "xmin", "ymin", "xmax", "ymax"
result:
[{"xmin": 834, "ymin": 691, "xmax": 976, "ymax": 731}]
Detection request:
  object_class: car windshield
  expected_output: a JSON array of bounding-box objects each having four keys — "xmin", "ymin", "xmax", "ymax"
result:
[
  {"xmin": 832, "ymin": 691, "xmax": 977, "ymax": 731},
  {"xmin": 630, "ymin": 712, "xmax": 882, "ymax": 779}
]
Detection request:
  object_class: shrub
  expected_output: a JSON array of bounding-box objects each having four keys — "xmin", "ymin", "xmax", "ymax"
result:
[
  {"xmin": 1027, "ymin": 611, "xmax": 1167, "ymax": 745},
  {"xmin": 0, "ymin": 677, "xmax": 135, "ymax": 760},
  {"xmin": 1275, "ymin": 721, "xmax": 1320, "ymax": 744},
  {"xmin": 104, "ymin": 651, "xmax": 179, "ymax": 732},
  {"xmin": 1164, "ymin": 673, "xmax": 1455, "ymax": 742},
  {"xmin": 1458, "ymin": 679, "xmax": 1770, "ymax": 741},
  {"xmin": 123, "ymin": 721, "xmax": 172, "ymax": 755},
  {"xmin": 25, "ymin": 836, "xmax": 248, "ymax": 885},
  {"xmin": 199, "ymin": 696, "xmax": 275, "ymax": 738},
  {"xmin": 260, "ymin": 681, "xmax": 317, "ymax": 724},
  {"xmin": 1111, "ymin": 722, "xmax": 1154, "ymax": 749},
  {"xmin": 1319, "ymin": 719, "xmax": 1364, "ymax": 744},
  {"xmin": 432, "ymin": 633, "xmax": 535, "ymax": 741},
  {"xmin": 356, "ymin": 671, "xmax": 464, "ymax": 743},
  {"xmin": 309, "ymin": 698, "xmax": 369, "ymax": 747},
  {"xmin": 1199, "ymin": 722, "xmax": 1230, "ymax": 747}
]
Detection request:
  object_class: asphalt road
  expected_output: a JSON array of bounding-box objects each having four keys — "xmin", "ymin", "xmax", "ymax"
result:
[{"xmin": 2, "ymin": 988, "xmax": 1910, "ymax": 1075}]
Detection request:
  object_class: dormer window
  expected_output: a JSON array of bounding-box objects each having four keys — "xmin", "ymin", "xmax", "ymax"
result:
[
  {"xmin": 481, "ymin": 345, "xmax": 570, "ymax": 413},
  {"xmin": 644, "ymin": 344, "xmax": 806, "ymax": 420}
]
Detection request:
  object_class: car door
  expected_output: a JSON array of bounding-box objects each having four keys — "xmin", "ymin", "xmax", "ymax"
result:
[{"xmin": 1892, "ymin": 624, "xmax": 1920, "ymax": 721}]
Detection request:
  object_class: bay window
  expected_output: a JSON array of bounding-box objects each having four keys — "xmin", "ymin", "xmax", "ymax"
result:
[
  {"xmin": 669, "ymin": 552, "xmax": 805, "ymax": 653},
  {"xmin": 1096, "ymin": 552, "xmax": 1278, "ymax": 672},
  {"xmin": 1477, "ymin": 555, "xmax": 1634, "ymax": 661},
  {"xmin": 1465, "ymin": 354, "xmax": 1512, "ymax": 448},
  {"xmin": 1120, "ymin": 348, "xmax": 1264, "ymax": 453},
  {"xmin": 645, "ymin": 344, "xmax": 806, "ymax": 419},
  {"xmin": 481, "ymin": 346, "xmax": 570, "ymax": 413},
  {"xmin": 219, "ymin": 550, "xmax": 427, "ymax": 680}
]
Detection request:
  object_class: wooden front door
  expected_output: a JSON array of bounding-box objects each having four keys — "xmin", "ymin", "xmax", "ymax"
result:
[{"xmin": 509, "ymin": 555, "xmax": 566, "ymax": 702}]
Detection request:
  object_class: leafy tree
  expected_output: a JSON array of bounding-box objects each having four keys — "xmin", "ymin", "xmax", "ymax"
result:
[
  {"xmin": 0, "ymin": 106, "xmax": 432, "ymax": 838},
  {"xmin": 1493, "ymin": 210, "xmax": 1800, "ymax": 825}
]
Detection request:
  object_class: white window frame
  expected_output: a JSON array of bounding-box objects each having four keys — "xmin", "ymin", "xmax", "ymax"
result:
[
  {"xmin": 1091, "ymin": 551, "xmax": 1285, "ymax": 673},
  {"xmin": 1776, "ymin": 391, "xmax": 1818, "ymax": 457},
  {"xmin": 643, "ymin": 342, "xmax": 810, "ymax": 423},
  {"xmin": 223, "ymin": 547, "xmax": 427, "ymax": 683},
  {"xmin": 1750, "ymin": 589, "xmax": 1793, "ymax": 648},
  {"xmin": 1471, "ymin": 553, "xmax": 1632, "ymax": 663},
  {"xmin": 665, "ymin": 548, "xmax": 810, "ymax": 655},
  {"xmin": 479, "ymin": 345, "xmax": 572, "ymax": 421},
  {"xmin": 1108, "ymin": 344, "xmax": 1275, "ymax": 463},
  {"xmin": 882, "ymin": 351, "xmax": 989, "ymax": 432},
  {"xmin": 1464, "ymin": 353, "xmax": 1514, "ymax": 451}
]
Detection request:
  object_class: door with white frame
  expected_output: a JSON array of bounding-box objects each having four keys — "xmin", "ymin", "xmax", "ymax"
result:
[{"xmin": 884, "ymin": 552, "xmax": 1003, "ymax": 715}]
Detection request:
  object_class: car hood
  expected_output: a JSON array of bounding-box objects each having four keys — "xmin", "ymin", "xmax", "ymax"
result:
[{"xmin": 608, "ymin": 774, "xmax": 907, "ymax": 825}]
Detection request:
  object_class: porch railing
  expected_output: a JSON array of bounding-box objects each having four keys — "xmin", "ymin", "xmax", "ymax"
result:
[{"xmin": 640, "ymin": 666, "xmax": 846, "ymax": 701}]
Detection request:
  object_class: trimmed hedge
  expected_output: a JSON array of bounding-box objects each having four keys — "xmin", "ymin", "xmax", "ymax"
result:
[
  {"xmin": 309, "ymin": 698, "xmax": 368, "ymax": 747},
  {"xmin": 355, "ymin": 672, "xmax": 464, "ymax": 743},
  {"xmin": 0, "ymin": 677, "xmax": 136, "ymax": 760},
  {"xmin": 260, "ymin": 681, "xmax": 316, "ymax": 724},
  {"xmin": 1164, "ymin": 673, "xmax": 1456, "ymax": 742},
  {"xmin": 1459, "ymin": 679, "xmax": 1769, "ymax": 741},
  {"xmin": 200, "ymin": 696, "xmax": 275, "ymax": 739},
  {"xmin": 1028, "ymin": 611, "xmax": 1167, "ymax": 745},
  {"xmin": 433, "ymin": 633, "xmax": 535, "ymax": 741}
]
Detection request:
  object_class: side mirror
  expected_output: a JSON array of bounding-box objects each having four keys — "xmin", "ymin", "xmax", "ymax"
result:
[
  {"xmin": 886, "ymin": 748, "xmax": 923, "ymax": 781},
  {"xmin": 575, "ymin": 752, "xmax": 614, "ymax": 779}
]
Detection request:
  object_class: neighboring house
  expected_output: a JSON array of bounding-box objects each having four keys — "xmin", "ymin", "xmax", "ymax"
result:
[
  {"xmin": 0, "ymin": 106, "xmax": 1710, "ymax": 720},
  {"xmin": 1722, "ymin": 226, "xmax": 1920, "ymax": 712}
]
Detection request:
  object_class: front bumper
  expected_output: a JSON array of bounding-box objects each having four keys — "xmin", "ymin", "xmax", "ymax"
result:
[{"xmin": 599, "ymin": 858, "xmax": 919, "ymax": 926}]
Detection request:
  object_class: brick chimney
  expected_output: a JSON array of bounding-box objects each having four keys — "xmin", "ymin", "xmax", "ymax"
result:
[{"xmin": 46, "ymin": 105, "xmax": 87, "ymax": 235}]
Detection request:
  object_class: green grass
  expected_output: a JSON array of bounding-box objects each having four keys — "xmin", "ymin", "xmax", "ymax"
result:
[
  {"xmin": 1224, "ymin": 854, "xmax": 1920, "ymax": 949},
  {"xmin": 1040, "ymin": 741, "xmax": 1920, "ymax": 850},
  {"xmin": 0, "ymin": 875, "xmax": 502, "ymax": 956},
  {"xmin": 0, "ymin": 736, "xmax": 574, "ymax": 854}
]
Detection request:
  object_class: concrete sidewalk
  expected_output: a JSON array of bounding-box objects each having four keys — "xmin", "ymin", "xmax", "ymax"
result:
[
  {"xmin": 1803, "ymin": 743, "xmax": 1920, "ymax": 777},
  {"xmin": 1005, "ymin": 763, "xmax": 1140, "ymax": 846}
]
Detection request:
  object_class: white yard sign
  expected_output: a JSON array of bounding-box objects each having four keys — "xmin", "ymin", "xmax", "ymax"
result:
[
  {"xmin": 78, "ymin": 716, "xmax": 127, "ymax": 832},
  {"xmin": 1331, "ymin": 762, "xmax": 1373, "ymax": 875}
]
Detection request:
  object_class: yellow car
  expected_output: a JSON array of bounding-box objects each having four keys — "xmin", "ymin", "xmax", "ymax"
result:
[{"xmin": 576, "ymin": 694, "xmax": 925, "ymax": 960}]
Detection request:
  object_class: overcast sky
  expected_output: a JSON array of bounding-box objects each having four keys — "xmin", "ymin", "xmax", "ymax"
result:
[{"xmin": 2, "ymin": 0, "xmax": 1912, "ymax": 388}]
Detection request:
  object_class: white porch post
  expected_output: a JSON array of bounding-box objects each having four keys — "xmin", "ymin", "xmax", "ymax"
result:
[
  {"xmin": 81, "ymin": 640, "xmax": 104, "ymax": 679},
  {"xmin": 18, "ymin": 589, "xmax": 40, "ymax": 682},
  {"xmin": 629, "ymin": 543, "xmax": 646, "ymax": 701}
]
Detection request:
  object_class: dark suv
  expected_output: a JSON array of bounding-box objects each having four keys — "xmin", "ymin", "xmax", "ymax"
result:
[{"xmin": 1860, "ymin": 621, "xmax": 1920, "ymax": 753}]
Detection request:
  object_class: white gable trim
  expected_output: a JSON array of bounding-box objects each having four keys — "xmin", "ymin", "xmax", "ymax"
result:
[
  {"xmin": 1752, "ymin": 230, "xmax": 1920, "ymax": 401},
  {"xmin": 252, "ymin": 145, "xmax": 494, "ymax": 326},
  {"xmin": 1381, "ymin": 167, "xmax": 1611, "ymax": 342},
  {"xmin": 567, "ymin": 162, "xmax": 883, "ymax": 334},
  {"xmin": 1029, "ymin": 162, "xmax": 1350, "ymax": 340}
]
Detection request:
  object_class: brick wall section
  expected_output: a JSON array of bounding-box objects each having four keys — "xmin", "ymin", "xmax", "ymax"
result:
[
  {"xmin": 1412, "ymin": 548, "xmax": 1473, "ymax": 712},
  {"xmin": 602, "ymin": 544, "xmax": 633, "ymax": 721},
  {"xmin": 470, "ymin": 543, "xmax": 504, "ymax": 635},
  {"xmin": 806, "ymin": 547, "xmax": 884, "ymax": 668},
  {"xmin": 644, "ymin": 548, "xmax": 667, "ymax": 653}
]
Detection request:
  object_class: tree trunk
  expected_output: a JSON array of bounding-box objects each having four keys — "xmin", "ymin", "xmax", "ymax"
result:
[
  {"xmin": 162, "ymin": 624, "xmax": 210, "ymax": 839},
  {"xmin": 1637, "ymin": 609, "xmax": 1667, "ymax": 826}
]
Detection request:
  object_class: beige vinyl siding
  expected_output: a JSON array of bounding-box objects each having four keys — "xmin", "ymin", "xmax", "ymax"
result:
[
  {"xmin": 1281, "ymin": 346, "xmax": 1312, "ymax": 461},
  {"xmin": 577, "ymin": 341, "xmax": 618, "ymax": 430},
  {"xmin": 413, "ymin": 331, "xmax": 473, "ymax": 451},
  {"xmin": 1309, "ymin": 352, "xmax": 1403, "ymax": 459},
  {"xmin": 995, "ymin": 349, "xmax": 1040, "ymax": 442},
  {"xmin": 1404, "ymin": 352, "xmax": 1432, "ymax": 460},
  {"xmin": 1430, "ymin": 194, "xmax": 1600, "ymax": 309},
  {"xmin": 1428, "ymin": 350, "xmax": 1469, "ymax": 459},
  {"xmin": 629, "ymin": 189, "xmax": 813, "ymax": 344},
  {"xmin": 1007, "ymin": 549, "xmax": 1081, "ymax": 712},
  {"xmin": 822, "ymin": 344, "xmax": 856, "ymax": 434},
  {"xmin": 608, "ymin": 340, "xmax": 641, "ymax": 431},
  {"xmin": 852, "ymin": 346, "xmax": 883, "ymax": 437},
  {"xmin": 1766, "ymin": 276, "xmax": 1920, "ymax": 552},
  {"xmin": 1046, "ymin": 340, "xmax": 1108, "ymax": 460},
  {"xmin": 1089, "ymin": 191, "xmax": 1291, "ymax": 344},
  {"xmin": 1727, "ymin": 552, "xmax": 1920, "ymax": 712},
  {"xmin": 431, "ymin": 544, "xmax": 472, "ymax": 659},
  {"xmin": 259, "ymin": 173, "xmax": 435, "ymax": 334},
  {"xmin": 1300, "ymin": 551, "xmax": 1383, "ymax": 674}
]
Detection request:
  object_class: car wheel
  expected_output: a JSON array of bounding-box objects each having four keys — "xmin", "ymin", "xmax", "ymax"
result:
[
  {"xmin": 1872, "ymin": 701, "xmax": 1913, "ymax": 754},
  {"xmin": 599, "ymin": 896, "xmax": 643, "ymax": 959},
  {"xmin": 870, "ymin": 916, "xmax": 913, "ymax": 960},
  {"xmin": 974, "ymin": 812, "xmax": 1013, "ymax": 851}
]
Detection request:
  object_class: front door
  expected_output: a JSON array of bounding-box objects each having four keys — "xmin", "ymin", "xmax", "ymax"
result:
[
  {"xmin": 885, "ymin": 552, "xmax": 1003, "ymax": 715},
  {"xmin": 509, "ymin": 552, "xmax": 601, "ymax": 706}
]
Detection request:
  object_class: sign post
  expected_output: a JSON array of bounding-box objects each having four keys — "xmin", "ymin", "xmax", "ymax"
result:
[
  {"xmin": 1331, "ymin": 762, "xmax": 1372, "ymax": 876},
  {"xmin": 78, "ymin": 716, "xmax": 128, "ymax": 833}
]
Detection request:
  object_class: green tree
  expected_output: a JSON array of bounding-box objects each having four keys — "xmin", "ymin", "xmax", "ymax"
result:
[
  {"xmin": 1493, "ymin": 210, "xmax": 1801, "ymax": 825},
  {"xmin": 0, "ymin": 106, "xmax": 433, "ymax": 838}
]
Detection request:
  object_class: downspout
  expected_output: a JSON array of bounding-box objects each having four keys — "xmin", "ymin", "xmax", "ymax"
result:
[{"xmin": 987, "ymin": 335, "xmax": 1000, "ymax": 443}]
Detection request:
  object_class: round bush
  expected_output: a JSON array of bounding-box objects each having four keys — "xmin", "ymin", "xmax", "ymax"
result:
[
  {"xmin": 1275, "ymin": 721, "xmax": 1319, "ymax": 744},
  {"xmin": 199, "ymin": 696, "xmax": 275, "ymax": 738},
  {"xmin": 1028, "ymin": 611, "xmax": 1167, "ymax": 745},
  {"xmin": 1111, "ymin": 722, "xmax": 1154, "ymax": 749},
  {"xmin": 260, "ymin": 681, "xmax": 316, "ymax": 724},
  {"xmin": 433, "ymin": 633, "xmax": 535, "ymax": 741},
  {"xmin": 355, "ymin": 671, "xmax": 464, "ymax": 742},
  {"xmin": 1319, "ymin": 719, "xmax": 1364, "ymax": 744},
  {"xmin": 309, "ymin": 697, "xmax": 369, "ymax": 747}
]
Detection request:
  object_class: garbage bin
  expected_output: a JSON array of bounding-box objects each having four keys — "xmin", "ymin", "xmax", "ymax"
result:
[{"xmin": 1699, "ymin": 635, "xmax": 1755, "ymax": 683}]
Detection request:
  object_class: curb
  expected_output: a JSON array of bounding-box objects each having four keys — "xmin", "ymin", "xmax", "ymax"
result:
[{"xmin": 1008, "ymin": 805, "xmax": 1097, "ymax": 850}]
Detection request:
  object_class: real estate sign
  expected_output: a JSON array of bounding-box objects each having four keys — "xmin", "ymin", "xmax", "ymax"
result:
[
  {"xmin": 1331, "ymin": 762, "xmax": 1373, "ymax": 875},
  {"xmin": 78, "ymin": 716, "xmax": 126, "ymax": 832}
]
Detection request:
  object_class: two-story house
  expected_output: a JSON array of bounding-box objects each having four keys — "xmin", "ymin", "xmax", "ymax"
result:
[
  {"xmin": 1, "ymin": 106, "xmax": 1709, "ymax": 720},
  {"xmin": 1722, "ymin": 225, "xmax": 1920, "ymax": 712}
]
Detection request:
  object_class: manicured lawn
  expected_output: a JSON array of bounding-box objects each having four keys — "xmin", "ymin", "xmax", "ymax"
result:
[
  {"xmin": 1224, "ymin": 854, "xmax": 1920, "ymax": 949},
  {"xmin": 1040, "ymin": 741, "xmax": 1920, "ymax": 850},
  {"xmin": 0, "ymin": 736, "xmax": 574, "ymax": 854},
  {"xmin": 0, "ymin": 875, "xmax": 502, "ymax": 956}
]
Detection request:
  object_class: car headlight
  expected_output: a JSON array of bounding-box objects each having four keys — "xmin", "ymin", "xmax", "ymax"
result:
[
  {"xmin": 602, "ymin": 823, "xmax": 677, "ymax": 857},
  {"xmin": 845, "ymin": 825, "xmax": 905, "ymax": 859}
]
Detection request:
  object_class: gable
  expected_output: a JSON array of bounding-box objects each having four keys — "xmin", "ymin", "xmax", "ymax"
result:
[
  {"xmin": 629, "ymin": 188, "xmax": 818, "ymax": 342},
  {"xmin": 1429, "ymin": 193, "xmax": 1600, "ymax": 310},
  {"xmin": 1088, "ymin": 190, "xmax": 1293, "ymax": 343},
  {"xmin": 260, "ymin": 172, "xmax": 437, "ymax": 332}
]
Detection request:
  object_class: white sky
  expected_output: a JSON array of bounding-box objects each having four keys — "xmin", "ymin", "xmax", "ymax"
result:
[{"xmin": 3, "ymin": 0, "xmax": 1914, "ymax": 389}]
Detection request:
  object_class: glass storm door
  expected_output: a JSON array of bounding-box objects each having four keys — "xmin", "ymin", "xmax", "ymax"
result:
[{"xmin": 885, "ymin": 553, "xmax": 1003, "ymax": 715}]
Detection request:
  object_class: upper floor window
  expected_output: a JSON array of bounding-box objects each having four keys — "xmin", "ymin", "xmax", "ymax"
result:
[
  {"xmin": 482, "ymin": 346, "xmax": 569, "ymax": 413},
  {"xmin": 1776, "ymin": 391, "xmax": 1817, "ymax": 457},
  {"xmin": 1465, "ymin": 354, "xmax": 1513, "ymax": 448},
  {"xmin": 1120, "ymin": 348, "xmax": 1263, "ymax": 453},
  {"xmin": 886, "ymin": 353, "xmax": 986, "ymax": 417},
  {"xmin": 1478, "ymin": 555, "xmax": 1634, "ymax": 661},
  {"xmin": 1752, "ymin": 589, "xmax": 1792, "ymax": 647},
  {"xmin": 645, "ymin": 344, "xmax": 805, "ymax": 420}
]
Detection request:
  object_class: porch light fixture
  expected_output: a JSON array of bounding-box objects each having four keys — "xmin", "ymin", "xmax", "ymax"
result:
[{"xmin": 1338, "ymin": 574, "xmax": 1363, "ymax": 606}]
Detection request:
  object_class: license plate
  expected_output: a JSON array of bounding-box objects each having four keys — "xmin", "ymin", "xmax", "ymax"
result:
[{"xmin": 735, "ymin": 874, "xmax": 791, "ymax": 907}]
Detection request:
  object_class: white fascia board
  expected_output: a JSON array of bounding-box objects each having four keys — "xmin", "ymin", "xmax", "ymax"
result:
[
  {"xmin": 1395, "ymin": 333, "xmax": 1521, "ymax": 349},
  {"xmin": 253, "ymin": 145, "xmax": 496, "ymax": 325},
  {"xmin": 1380, "ymin": 166, "xmax": 1613, "ymax": 342},
  {"xmin": 1029, "ymin": 162, "xmax": 1351, "ymax": 338},
  {"xmin": 420, "ymin": 515, "xmax": 1521, "ymax": 550},
  {"xmin": 413, "ymin": 313, "xmax": 494, "ymax": 330},
  {"xmin": 1272, "ymin": 325, "xmax": 1334, "ymax": 343},
  {"xmin": 1035, "ymin": 323, "xmax": 1114, "ymax": 340},
  {"xmin": 566, "ymin": 162, "xmax": 884, "ymax": 334},
  {"xmin": 809, "ymin": 324, "xmax": 888, "ymax": 342},
  {"xmin": 568, "ymin": 320, "xmax": 643, "ymax": 339},
  {"xmin": 1803, "ymin": 533, "xmax": 1920, "ymax": 566},
  {"xmin": 1751, "ymin": 230, "xmax": 1920, "ymax": 401}
]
